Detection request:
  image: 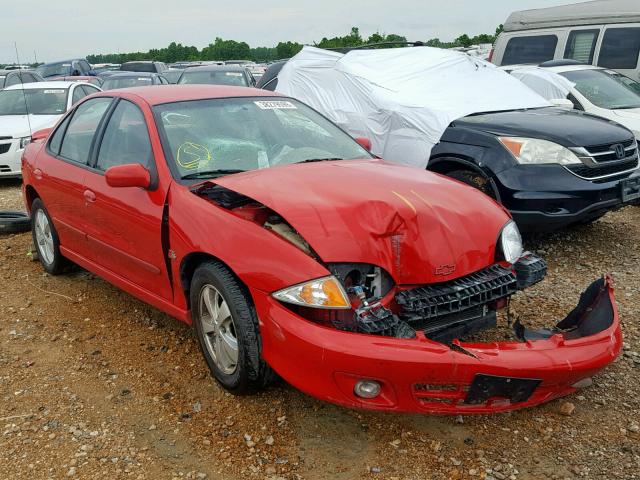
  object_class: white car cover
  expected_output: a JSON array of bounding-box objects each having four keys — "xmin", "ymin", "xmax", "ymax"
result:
[
  {"xmin": 276, "ymin": 46, "xmax": 550, "ymax": 168},
  {"xmin": 508, "ymin": 67, "xmax": 575, "ymax": 102}
]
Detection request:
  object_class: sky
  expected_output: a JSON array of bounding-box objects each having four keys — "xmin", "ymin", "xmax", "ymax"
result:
[{"xmin": 2, "ymin": 0, "xmax": 574, "ymax": 63}]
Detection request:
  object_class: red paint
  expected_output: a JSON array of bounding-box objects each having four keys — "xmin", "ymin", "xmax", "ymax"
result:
[{"xmin": 21, "ymin": 86, "xmax": 622, "ymax": 414}]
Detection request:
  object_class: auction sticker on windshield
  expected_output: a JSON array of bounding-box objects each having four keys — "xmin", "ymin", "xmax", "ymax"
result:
[
  {"xmin": 254, "ymin": 100, "xmax": 297, "ymax": 110},
  {"xmin": 43, "ymin": 90, "xmax": 65, "ymax": 94},
  {"xmin": 225, "ymin": 72, "xmax": 243, "ymax": 77}
]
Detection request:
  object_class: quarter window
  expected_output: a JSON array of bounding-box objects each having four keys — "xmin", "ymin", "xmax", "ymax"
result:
[
  {"xmin": 564, "ymin": 30, "xmax": 599, "ymax": 63},
  {"xmin": 598, "ymin": 28, "xmax": 640, "ymax": 69},
  {"xmin": 48, "ymin": 115, "xmax": 72, "ymax": 155},
  {"xmin": 96, "ymin": 100, "xmax": 152, "ymax": 171},
  {"xmin": 72, "ymin": 86, "xmax": 86, "ymax": 105},
  {"xmin": 59, "ymin": 97, "xmax": 112, "ymax": 164},
  {"xmin": 502, "ymin": 35, "xmax": 558, "ymax": 65}
]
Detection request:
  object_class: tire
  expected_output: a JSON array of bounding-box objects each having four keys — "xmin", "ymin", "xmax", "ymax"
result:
[
  {"xmin": 190, "ymin": 260, "xmax": 275, "ymax": 394},
  {"xmin": 447, "ymin": 169, "xmax": 497, "ymax": 199},
  {"xmin": 0, "ymin": 211, "xmax": 31, "ymax": 234},
  {"xmin": 30, "ymin": 198, "xmax": 67, "ymax": 275}
]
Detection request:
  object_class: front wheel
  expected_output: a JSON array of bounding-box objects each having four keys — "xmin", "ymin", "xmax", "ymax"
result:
[
  {"xmin": 31, "ymin": 198, "xmax": 68, "ymax": 275},
  {"xmin": 446, "ymin": 169, "xmax": 497, "ymax": 200},
  {"xmin": 190, "ymin": 261, "xmax": 275, "ymax": 394}
]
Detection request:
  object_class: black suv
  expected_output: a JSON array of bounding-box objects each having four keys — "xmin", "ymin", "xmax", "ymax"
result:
[{"xmin": 259, "ymin": 60, "xmax": 640, "ymax": 232}]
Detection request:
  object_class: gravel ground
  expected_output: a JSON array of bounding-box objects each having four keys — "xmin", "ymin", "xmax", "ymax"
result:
[{"xmin": 1, "ymin": 179, "xmax": 639, "ymax": 480}]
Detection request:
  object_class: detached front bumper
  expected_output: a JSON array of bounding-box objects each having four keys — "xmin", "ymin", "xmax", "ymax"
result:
[{"xmin": 254, "ymin": 276, "xmax": 621, "ymax": 414}]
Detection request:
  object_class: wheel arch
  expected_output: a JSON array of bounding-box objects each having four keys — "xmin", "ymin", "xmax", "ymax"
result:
[
  {"xmin": 428, "ymin": 155, "xmax": 501, "ymax": 202},
  {"xmin": 23, "ymin": 184, "xmax": 40, "ymax": 213},
  {"xmin": 180, "ymin": 251, "xmax": 249, "ymax": 310}
]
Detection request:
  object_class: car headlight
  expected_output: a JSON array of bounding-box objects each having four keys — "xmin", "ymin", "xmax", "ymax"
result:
[
  {"xmin": 19, "ymin": 137, "xmax": 31, "ymax": 149},
  {"xmin": 272, "ymin": 275, "xmax": 350, "ymax": 309},
  {"xmin": 499, "ymin": 220, "xmax": 523, "ymax": 264},
  {"xmin": 498, "ymin": 137, "xmax": 581, "ymax": 165}
]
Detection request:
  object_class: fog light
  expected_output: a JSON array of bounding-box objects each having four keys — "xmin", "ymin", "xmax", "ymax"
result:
[{"xmin": 354, "ymin": 380, "xmax": 381, "ymax": 399}]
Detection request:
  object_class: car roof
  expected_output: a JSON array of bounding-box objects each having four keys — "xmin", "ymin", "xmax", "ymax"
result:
[
  {"xmin": 106, "ymin": 72, "xmax": 158, "ymax": 78},
  {"xmin": 122, "ymin": 60, "xmax": 158, "ymax": 65},
  {"xmin": 4, "ymin": 81, "xmax": 76, "ymax": 90},
  {"xmin": 102, "ymin": 84, "xmax": 280, "ymax": 105},
  {"xmin": 181, "ymin": 65, "xmax": 247, "ymax": 72},
  {"xmin": 40, "ymin": 59, "xmax": 84, "ymax": 65},
  {"xmin": 543, "ymin": 65, "xmax": 604, "ymax": 74}
]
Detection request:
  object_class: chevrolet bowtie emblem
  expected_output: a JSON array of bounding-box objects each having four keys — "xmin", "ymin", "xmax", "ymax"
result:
[{"xmin": 434, "ymin": 264, "xmax": 456, "ymax": 276}]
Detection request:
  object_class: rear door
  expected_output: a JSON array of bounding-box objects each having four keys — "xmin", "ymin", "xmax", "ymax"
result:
[
  {"xmin": 37, "ymin": 97, "xmax": 113, "ymax": 257},
  {"xmin": 595, "ymin": 25, "xmax": 640, "ymax": 80},
  {"xmin": 81, "ymin": 98, "xmax": 172, "ymax": 300}
]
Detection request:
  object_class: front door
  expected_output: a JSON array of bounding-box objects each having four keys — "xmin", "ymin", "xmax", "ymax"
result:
[{"xmin": 81, "ymin": 98, "xmax": 173, "ymax": 300}]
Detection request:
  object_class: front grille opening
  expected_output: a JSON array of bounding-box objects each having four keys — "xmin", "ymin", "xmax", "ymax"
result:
[
  {"xmin": 0, "ymin": 144, "xmax": 11, "ymax": 155},
  {"xmin": 567, "ymin": 158, "xmax": 638, "ymax": 179},
  {"xmin": 395, "ymin": 264, "xmax": 517, "ymax": 343}
]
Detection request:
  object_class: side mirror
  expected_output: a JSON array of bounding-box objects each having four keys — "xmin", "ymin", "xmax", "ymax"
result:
[
  {"xmin": 355, "ymin": 137, "xmax": 372, "ymax": 151},
  {"xmin": 32, "ymin": 128, "xmax": 53, "ymax": 141},
  {"xmin": 105, "ymin": 164, "xmax": 151, "ymax": 189},
  {"xmin": 550, "ymin": 98, "xmax": 574, "ymax": 109}
]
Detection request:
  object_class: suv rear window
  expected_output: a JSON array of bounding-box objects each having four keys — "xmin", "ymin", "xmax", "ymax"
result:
[
  {"xmin": 502, "ymin": 35, "xmax": 558, "ymax": 65},
  {"xmin": 597, "ymin": 28, "xmax": 640, "ymax": 69}
]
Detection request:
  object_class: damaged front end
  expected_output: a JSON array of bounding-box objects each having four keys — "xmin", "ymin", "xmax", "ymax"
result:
[{"xmin": 193, "ymin": 181, "xmax": 621, "ymax": 413}]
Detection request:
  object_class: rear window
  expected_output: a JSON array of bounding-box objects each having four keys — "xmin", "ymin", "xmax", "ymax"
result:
[
  {"xmin": 564, "ymin": 29, "xmax": 599, "ymax": 64},
  {"xmin": 502, "ymin": 35, "xmax": 558, "ymax": 65},
  {"xmin": 121, "ymin": 63, "xmax": 156, "ymax": 73},
  {"xmin": 597, "ymin": 28, "xmax": 640, "ymax": 69},
  {"xmin": 178, "ymin": 70, "xmax": 249, "ymax": 87}
]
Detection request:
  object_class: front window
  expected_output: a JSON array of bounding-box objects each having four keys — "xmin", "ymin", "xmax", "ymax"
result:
[
  {"xmin": 560, "ymin": 69, "xmax": 640, "ymax": 110},
  {"xmin": 101, "ymin": 76, "xmax": 154, "ymax": 90},
  {"xmin": 154, "ymin": 97, "xmax": 372, "ymax": 180},
  {"xmin": 35, "ymin": 62, "xmax": 72, "ymax": 78},
  {"xmin": 178, "ymin": 70, "xmax": 248, "ymax": 86},
  {"xmin": 0, "ymin": 88, "xmax": 69, "ymax": 115}
]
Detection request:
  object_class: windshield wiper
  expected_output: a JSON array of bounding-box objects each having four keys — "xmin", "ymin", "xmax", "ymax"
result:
[
  {"xmin": 181, "ymin": 169, "xmax": 247, "ymax": 180},
  {"xmin": 297, "ymin": 157, "xmax": 344, "ymax": 164}
]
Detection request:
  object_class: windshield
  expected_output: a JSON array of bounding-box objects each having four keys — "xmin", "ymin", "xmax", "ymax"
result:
[
  {"xmin": 0, "ymin": 88, "xmax": 68, "ymax": 115},
  {"xmin": 154, "ymin": 97, "xmax": 372, "ymax": 180},
  {"xmin": 560, "ymin": 69, "xmax": 640, "ymax": 109},
  {"xmin": 178, "ymin": 70, "xmax": 248, "ymax": 86},
  {"xmin": 102, "ymin": 76, "xmax": 153, "ymax": 90},
  {"xmin": 35, "ymin": 62, "xmax": 72, "ymax": 78}
]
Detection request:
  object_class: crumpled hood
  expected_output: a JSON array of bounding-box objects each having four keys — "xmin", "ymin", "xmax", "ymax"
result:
[
  {"xmin": 0, "ymin": 115, "xmax": 61, "ymax": 138},
  {"xmin": 215, "ymin": 159, "xmax": 510, "ymax": 285}
]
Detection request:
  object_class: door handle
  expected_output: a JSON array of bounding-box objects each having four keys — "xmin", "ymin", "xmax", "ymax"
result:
[
  {"xmin": 33, "ymin": 168, "xmax": 43, "ymax": 180},
  {"xmin": 83, "ymin": 189, "xmax": 96, "ymax": 203}
]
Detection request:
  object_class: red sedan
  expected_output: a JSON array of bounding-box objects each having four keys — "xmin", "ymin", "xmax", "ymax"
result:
[{"xmin": 21, "ymin": 85, "xmax": 621, "ymax": 413}]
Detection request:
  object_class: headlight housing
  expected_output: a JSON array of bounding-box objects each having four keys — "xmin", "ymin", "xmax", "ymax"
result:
[
  {"xmin": 19, "ymin": 136, "xmax": 31, "ymax": 149},
  {"xmin": 272, "ymin": 275, "xmax": 350, "ymax": 309},
  {"xmin": 498, "ymin": 220, "xmax": 523, "ymax": 264},
  {"xmin": 498, "ymin": 137, "xmax": 581, "ymax": 165}
]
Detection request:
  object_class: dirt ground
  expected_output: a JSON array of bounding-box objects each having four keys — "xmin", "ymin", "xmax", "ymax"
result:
[{"xmin": 1, "ymin": 178, "xmax": 639, "ymax": 480}]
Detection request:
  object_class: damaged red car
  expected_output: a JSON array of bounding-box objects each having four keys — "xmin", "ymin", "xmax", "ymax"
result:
[{"xmin": 21, "ymin": 85, "xmax": 622, "ymax": 414}]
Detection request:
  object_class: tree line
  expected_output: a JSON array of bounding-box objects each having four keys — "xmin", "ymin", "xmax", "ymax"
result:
[{"xmin": 86, "ymin": 26, "xmax": 503, "ymax": 65}]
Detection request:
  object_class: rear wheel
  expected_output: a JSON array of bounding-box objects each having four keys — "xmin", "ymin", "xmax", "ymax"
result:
[
  {"xmin": 190, "ymin": 261, "xmax": 275, "ymax": 394},
  {"xmin": 447, "ymin": 169, "xmax": 497, "ymax": 199},
  {"xmin": 31, "ymin": 198, "xmax": 67, "ymax": 275}
]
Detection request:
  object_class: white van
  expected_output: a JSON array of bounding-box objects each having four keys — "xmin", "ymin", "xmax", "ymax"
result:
[{"xmin": 491, "ymin": 0, "xmax": 640, "ymax": 80}]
